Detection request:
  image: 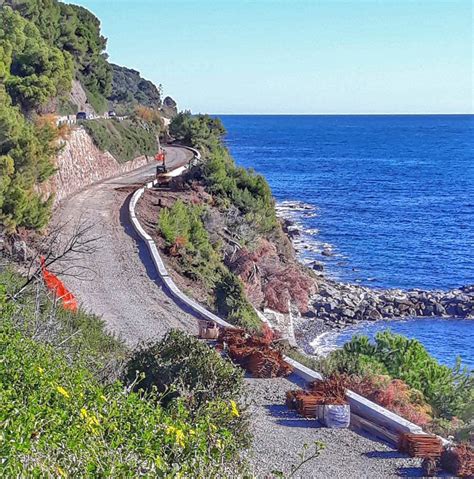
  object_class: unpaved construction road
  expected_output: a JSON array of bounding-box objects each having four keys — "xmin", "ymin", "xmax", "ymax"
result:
[
  {"xmin": 57, "ymin": 146, "xmax": 425, "ymax": 478},
  {"xmin": 58, "ymin": 146, "xmax": 198, "ymax": 344}
]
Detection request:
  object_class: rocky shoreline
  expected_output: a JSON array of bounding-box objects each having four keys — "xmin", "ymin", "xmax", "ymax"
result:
[{"xmin": 279, "ymin": 203, "xmax": 474, "ymax": 352}]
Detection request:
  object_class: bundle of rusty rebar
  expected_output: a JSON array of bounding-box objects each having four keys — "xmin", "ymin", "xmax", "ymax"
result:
[
  {"xmin": 308, "ymin": 376, "xmax": 347, "ymax": 406},
  {"xmin": 440, "ymin": 444, "xmax": 474, "ymax": 478},
  {"xmin": 398, "ymin": 433, "xmax": 443, "ymax": 458},
  {"xmin": 287, "ymin": 376, "xmax": 348, "ymax": 418},
  {"xmin": 218, "ymin": 327, "xmax": 293, "ymax": 378}
]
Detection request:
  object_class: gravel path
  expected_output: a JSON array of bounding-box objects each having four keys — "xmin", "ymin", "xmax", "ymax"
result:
[
  {"xmin": 245, "ymin": 376, "xmax": 425, "ymax": 478},
  {"xmin": 56, "ymin": 150, "xmax": 428, "ymax": 478},
  {"xmin": 57, "ymin": 146, "xmax": 198, "ymax": 345}
]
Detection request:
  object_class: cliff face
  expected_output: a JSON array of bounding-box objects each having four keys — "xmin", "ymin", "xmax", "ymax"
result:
[{"xmin": 40, "ymin": 128, "xmax": 153, "ymax": 205}]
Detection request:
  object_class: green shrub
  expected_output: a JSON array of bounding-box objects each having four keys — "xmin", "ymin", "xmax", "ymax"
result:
[
  {"xmin": 83, "ymin": 117, "xmax": 159, "ymax": 163},
  {"xmin": 158, "ymin": 201, "xmax": 261, "ymax": 331},
  {"xmin": 169, "ymin": 112, "xmax": 278, "ymax": 236},
  {"xmin": 1, "ymin": 323, "xmax": 247, "ymax": 477},
  {"xmin": 158, "ymin": 200, "xmax": 221, "ymax": 285},
  {"xmin": 125, "ymin": 330, "xmax": 244, "ymax": 408},
  {"xmin": 215, "ymin": 269, "xmax": 261, "ymax": 332},
  {"xmin": 0, "ymin": 88, "xmax": 59, "ymax": 230},
  {"xmin": 123, "ymin": 330, "xmax": 250, "ymax": 452},
  {"xmin": 324, "ymin": 331, "xmax": 474, "ymax": 419},
  {"xmin": 202, "ymin": 145, "xmax": 277, "ymax": 235}
]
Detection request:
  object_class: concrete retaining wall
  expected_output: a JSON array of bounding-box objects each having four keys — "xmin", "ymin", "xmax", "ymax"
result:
[{"xmin": 129, "ymin": 150, "xmax": 441, "ymax": 445}]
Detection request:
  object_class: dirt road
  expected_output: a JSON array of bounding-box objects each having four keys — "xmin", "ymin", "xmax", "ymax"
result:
[{"xmin": 58, "ymin": 146, "xmax": 198, "ymax": 345}]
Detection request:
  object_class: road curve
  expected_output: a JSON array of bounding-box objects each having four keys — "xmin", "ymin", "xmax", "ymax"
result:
[{"xmin": 57, "ymin": 146, "xmax": 198, "ymax": 345}]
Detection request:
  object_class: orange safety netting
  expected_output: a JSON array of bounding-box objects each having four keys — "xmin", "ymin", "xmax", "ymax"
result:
[{"xmin": 40, "ymin": 257, "xmax": 78, "ymax": 312}]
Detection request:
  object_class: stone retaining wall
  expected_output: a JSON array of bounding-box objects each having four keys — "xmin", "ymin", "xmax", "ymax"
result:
[{"xmin": 39, "ymin": 128, "xmax": 153, "ymax": 205}]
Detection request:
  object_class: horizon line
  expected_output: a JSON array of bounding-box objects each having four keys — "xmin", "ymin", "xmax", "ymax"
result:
[{"xmin": 209, "ymin": 112, "xmax": 474, "ymax": 116}]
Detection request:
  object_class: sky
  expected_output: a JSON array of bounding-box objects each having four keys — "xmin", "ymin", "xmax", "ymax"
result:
[{"xmin": 73, "ymin": 0, "xmax": 473, "ymax": 114}]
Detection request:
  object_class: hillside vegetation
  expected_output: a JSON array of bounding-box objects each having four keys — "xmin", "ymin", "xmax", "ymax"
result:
[
  {"xmin": 108, "ymin": 63, "xmax": 162, "ymax": 115},
  {"xmin": 0, "ymin": 0, "xmax": 169, "ymax": 231},
  {"xmin": 82, "ymin": 115, "xmax": 160, "ymax": 163},
  {"xmin": 1, "ymin": 270, "xmax": 249, "ymax": 477},
  {"xmin": 0, "ymin": 0, "xmax": 111, "ymax": 229},
  {"xmin": 151, "ymin": 112, "xmax": 289, "ymax": 331}
]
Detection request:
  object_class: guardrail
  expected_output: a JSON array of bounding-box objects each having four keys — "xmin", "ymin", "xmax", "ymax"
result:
[
  {"xmin": 55, "ymin": 115, "xmax": 127, "ymax": 126},
  {"xmin": 128, "ymin": 148, "xmax": 446, "ymax": 446}
]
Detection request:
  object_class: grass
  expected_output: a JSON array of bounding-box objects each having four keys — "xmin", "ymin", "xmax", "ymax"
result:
[{"xmin": 0, "ymin": 269, "xmax": 125, "ymax": 376}]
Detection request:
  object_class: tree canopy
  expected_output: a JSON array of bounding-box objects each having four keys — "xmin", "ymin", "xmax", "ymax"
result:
[
  {"xmin": 3, "ymin": 0, "xmax": 112, "ymax": 105},
  {"xmin": 0, "ymin": 5, "xmax": 68, "ymax": 229}
]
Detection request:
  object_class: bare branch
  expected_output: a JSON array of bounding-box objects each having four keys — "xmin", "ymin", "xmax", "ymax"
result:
[{"xmin": 11, "ymin": 215, "xmax": 102, "ymax": 299}]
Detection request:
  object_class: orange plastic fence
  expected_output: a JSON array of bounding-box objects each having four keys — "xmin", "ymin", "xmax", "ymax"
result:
[{"xmin": 40, "ymin": 257, "xmax": 78, "ymax": 312}]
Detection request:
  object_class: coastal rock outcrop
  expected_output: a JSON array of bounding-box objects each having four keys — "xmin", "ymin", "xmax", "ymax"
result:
[
  {"xmin": 306, "ymin": 280, "xmax": 474, "ymax": 329},
  {"xmin": 276, "ymin": 202, "xmax": 474, "ymax": 340}
]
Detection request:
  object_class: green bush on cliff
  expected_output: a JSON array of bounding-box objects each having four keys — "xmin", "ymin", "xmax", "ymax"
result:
[
  {"xmin": 169, "ymin": 112, "xmax": 278, "ymax": 235},
  {"xmin": 0, "ymin": 88, "xmax": 59, "ymax": 230},
  {"xmin": 158, "ymin": 200, "xmax": 261, "ymax": 331},
  {"xmin": 82, "ymin": 117, "xmax": 160, "ymax": 163},
  {"xmin": 215, "ymin": 269, "xmax": 262, "ymax": 331},
  {"xmin": 158, "ymin": 200, "xmax": 221, "ymax": 284}
]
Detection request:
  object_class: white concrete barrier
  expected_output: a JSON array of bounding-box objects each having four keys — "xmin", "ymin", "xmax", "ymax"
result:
[{"xmin": 128, "ymin": 146, "xmax": 445, "ymax": 446}]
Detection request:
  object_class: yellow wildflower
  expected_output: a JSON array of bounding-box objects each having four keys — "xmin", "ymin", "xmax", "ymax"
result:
[
  {"xmin": 230, "ymin": 400, "xmax": 240, "ymax": 417},
  {"xmin": 100, "ymin": 395, "xmax": 107, "ymax": 402},
  {"xmin": 57, "ymin": 466, "xmax": 67, "ymax": 477},
  {"xmin": 89, "ymin": 415, "xmax": 100, "ymax": 427},
  {"xmin": 37, "ymin": 367, "xmax": 44, "ymax": 375},
  {"xmin": 56, "ymin": 386, "xmax": 70, "ymax": 399},
  {"xmin": 80, "ymin": 408, "xmax": 100, "ymax": 432},
  {"xmin": 166, "ymin": 425, "xmax": 185, "ymax": 447},
  {"xmin": 175, "ymin": 429, "xmax": 185, "ymax": 448}
]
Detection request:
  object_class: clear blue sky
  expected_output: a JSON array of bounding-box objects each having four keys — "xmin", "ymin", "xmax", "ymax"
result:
[{"xmin": 73, "ymin": 0, "xmax": 473, "ymax": 114}]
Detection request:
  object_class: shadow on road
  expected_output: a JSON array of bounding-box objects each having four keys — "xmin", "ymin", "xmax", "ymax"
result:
[{"xmin": 119, "ymin": 192, "xmax": 203, "ymax": 326}]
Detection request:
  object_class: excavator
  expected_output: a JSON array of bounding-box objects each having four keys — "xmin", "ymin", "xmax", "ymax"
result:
[{"xmin": 155, "ymin": 149, "xmax": 167, "ymax": 175}]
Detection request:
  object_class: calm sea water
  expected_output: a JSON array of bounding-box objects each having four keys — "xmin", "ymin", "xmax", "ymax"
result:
[{"xmin": 220, "ymin": 115, "xmax": 474, "ymax": 367}]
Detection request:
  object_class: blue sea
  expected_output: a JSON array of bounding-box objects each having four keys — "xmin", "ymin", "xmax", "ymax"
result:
[{"xmin": 220, "ymin": 115, "xmax": 474, "ymax": 368}]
